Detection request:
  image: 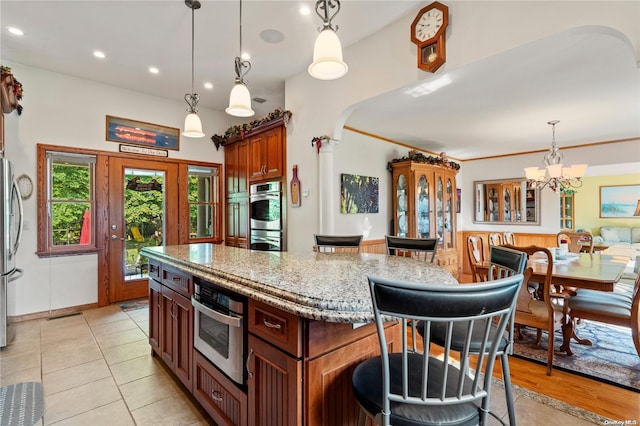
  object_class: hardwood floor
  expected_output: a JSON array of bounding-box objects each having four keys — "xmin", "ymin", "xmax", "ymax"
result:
[{"xmin": 458, "ymin": 273, "xmax": 640, "ymax": 421}]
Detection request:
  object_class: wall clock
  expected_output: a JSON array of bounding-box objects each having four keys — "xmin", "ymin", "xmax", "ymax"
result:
[{"xmin": 410, "ymin": 1, "xmax": 449, "ymax": 72}]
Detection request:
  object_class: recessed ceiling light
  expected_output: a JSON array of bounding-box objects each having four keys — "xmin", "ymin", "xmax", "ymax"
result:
[
  {"xmin": 299, "ymin": 6, "xmax": 311, "ymax": 16},
  {"xmin": 204, "ymin": 82, "xmax": 213, "ymax": 90},
  {"xmin": 149, "ymin": 67, "xmax": 159, "ymax": 74},
  {"xmin": 8, "ymin": 27, "xmax": 24, "ymax": 36},
  {"xmin": 260, "ymin": 29, "xmax": 285, "ymax": 44},
  {"xmin": 241, "ymin": 52, "xmax": 251, "ymax": 61},
  {"xmin": 93, "ymin": 51, "xmax": 106, "ymax": 59}
]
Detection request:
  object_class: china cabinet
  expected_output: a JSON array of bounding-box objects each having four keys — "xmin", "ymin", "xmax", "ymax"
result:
[{"xmin": 390, "ymin": 160, "xmax": 458, "ymax": 276}]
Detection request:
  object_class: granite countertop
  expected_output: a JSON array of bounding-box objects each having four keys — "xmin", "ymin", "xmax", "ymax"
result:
[{"xmin": 142, "ymin": 243, "xmax": 458, "ymax": 323}]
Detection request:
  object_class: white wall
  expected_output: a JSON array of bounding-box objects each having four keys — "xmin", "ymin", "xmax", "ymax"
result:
[
  {"xmin": 284, "ymin": 1, "xmax": 640, "ymax": 252},
  {"xmin": 3, "ymin": 62, "xmax": 232, "ymax": 316}
]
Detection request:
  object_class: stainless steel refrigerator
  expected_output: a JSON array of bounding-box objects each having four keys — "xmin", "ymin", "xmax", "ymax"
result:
[{"xmin": 1, "ymin": 158, "xmax": 24, "ymax": 347}]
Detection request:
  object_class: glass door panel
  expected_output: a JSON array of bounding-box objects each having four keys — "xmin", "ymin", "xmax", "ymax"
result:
[
  {"xmin": 416, "ymin": 174, "xmax": 430, "ymax": 238},
  {"xmin": 396, "ymin": 174, "xmax": 408, "ymax": 237},
  {"xmin": 445, "ymin": 179, "xmax": 453, "ymax": 249},
  {"xmin": 436, "ymin": 177, "xmax": 444, "ymax": 248}
]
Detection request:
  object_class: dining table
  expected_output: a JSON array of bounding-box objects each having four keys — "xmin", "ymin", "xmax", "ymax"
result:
[{"xmin": 475, "ymin": 251, "xmax": 630, "ymax": 353}]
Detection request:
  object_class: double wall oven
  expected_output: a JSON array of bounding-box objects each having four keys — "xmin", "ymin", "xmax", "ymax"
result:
[{"xmin": 249, "ymin": 181, "xmax": 283, "ymax": 251}]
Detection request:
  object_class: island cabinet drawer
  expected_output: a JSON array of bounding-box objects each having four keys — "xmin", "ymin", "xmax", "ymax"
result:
[
  {"xmin": 161, "ymin": 264, "xmax": 192, "ymax": 298},
  {"xmin": 193, "ymin": 351, "xmax": 247, "ymax": 426},
  {"xmin": 249, "ymin": 300, "xmax": 302, "ymax": 358},
  {"xmin": 148, "ymin": 260, "xmax": 161, "ymax": 281}
]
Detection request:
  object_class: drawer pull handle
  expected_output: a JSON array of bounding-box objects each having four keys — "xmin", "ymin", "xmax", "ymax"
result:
[
  {"xmin": 246, "ymin": 349, "xmax": 254, "ymax": 379},
  {"xmin": 263, "ymin": 319, "xmax": 282, "ymax": 330},
  {"xmin": 172, "ymin": 277, "xmax": 181, "ymax": 282},
  {"xmin": 211, "ymin": 391, "xmax": 223, "ymax": 402}
]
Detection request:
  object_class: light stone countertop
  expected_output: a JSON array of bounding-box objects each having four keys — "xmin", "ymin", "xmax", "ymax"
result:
[{"xmin": 142, "ymin": 243, "xmax": 458, "ymax": 323}]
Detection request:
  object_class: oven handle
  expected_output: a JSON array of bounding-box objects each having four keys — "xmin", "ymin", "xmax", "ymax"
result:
[
  {"xmin": 191, "ymin": 297, "xmax": 243, "ymax": 328},
  {"xmin": 251, "ymin": 236, "xmax": 281, "ymax": 245},
  {"xmin": 250, "ymin": 192, "xmax": 280, "ymax": 202}
]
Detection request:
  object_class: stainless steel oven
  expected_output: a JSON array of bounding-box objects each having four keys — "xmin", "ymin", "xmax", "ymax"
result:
[
  {"xmin": 249, "ymin": 181, "xmax": 282, "ymax": 231},
  {"xmin": 192, "ymin": 278, "xmax": 246, "ymax": 385},
  {"xmin": 250, "ymin": 229, "xmax": 282, "ymax": 251}
]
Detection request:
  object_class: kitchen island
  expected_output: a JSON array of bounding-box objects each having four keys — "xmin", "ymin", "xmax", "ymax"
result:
[{"xmin": 142, "ymin": 243, "xmax": 458, "ymax": 426}]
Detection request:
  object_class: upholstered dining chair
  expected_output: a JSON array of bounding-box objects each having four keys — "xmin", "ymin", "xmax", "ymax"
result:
[
  {"xmin": 314, "ymin": 234, "xmax": 363, "ymax": 253},
  {"xmin": 353, "ymin": 274, "xmax": 523, "ymax": 426},
  {"xmin": 467, "ymin": 235, "xmax": 487, "ymax": 282},
  {"xmin": 567, "ymin": 272, "xmax": 640, "ymax": 356},
  {"xmin": 425, "ymin": 245, "xmax": 527, "ymax": 426},
  {"xmin": 504, "ymin": 244, "xmax": 571, "ymax": 376},
  {"xmin": 488, "ymin": 232, "xmax": 504, "ymax": 247},
  {"xmin": 557, "ymin": 230, "xmax": 593, "ymax": 254},
  {"xmin": 385, "ymin": 235, "xmax": 438, "ymax": 263},
  {"xmin": 503, "ymin": 231, "xmax": 516, "ymax": 245}
]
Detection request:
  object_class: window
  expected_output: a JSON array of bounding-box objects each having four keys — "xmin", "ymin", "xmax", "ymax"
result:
[
  {"xmin": 187, "ymin": 165, "xmax": 220, "ymax": 240},
  {"xmin": 38, "ymin": 149, "xmax": 96, "ymax": 255}
]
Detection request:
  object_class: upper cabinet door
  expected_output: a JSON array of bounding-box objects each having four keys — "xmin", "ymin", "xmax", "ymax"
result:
[{"xmin": 249, "ymin": 127, "xmax": 283, "ymax": 182}]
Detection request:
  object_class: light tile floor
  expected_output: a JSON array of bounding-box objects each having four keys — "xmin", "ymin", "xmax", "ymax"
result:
[
  {"xmin": 1, "ymin": 304, "xmax": 598, "ymax": 426},
  {"xmin": 1, "ymin": 304, "xmax": 212, "ymax": 425}
]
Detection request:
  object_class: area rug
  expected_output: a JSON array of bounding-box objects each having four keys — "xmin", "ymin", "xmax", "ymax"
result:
[
  {"xmin": 119, "ymin": 298, "xmax": 149, "ymax": 312},
  {"xmin": 513, "ymin": 320, "xmax": 640, "ymax": 392},
  {"xmin": 0, "ymin": 382, "xmax": 44, "ymax": 426}
]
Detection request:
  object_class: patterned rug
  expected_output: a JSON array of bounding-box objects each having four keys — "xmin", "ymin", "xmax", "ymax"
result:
[
  {"xmin": 513, "ymin": 320, "xmax": 640, "ymax": 392},
  {"xmin": 119, "ymin": 298, "xmax": 149, "ymax": 312}
]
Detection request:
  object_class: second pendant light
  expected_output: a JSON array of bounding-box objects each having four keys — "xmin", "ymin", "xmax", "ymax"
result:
[{"xmin": 226, "ymin": 0, "xmax": 254, "ymax": 117}]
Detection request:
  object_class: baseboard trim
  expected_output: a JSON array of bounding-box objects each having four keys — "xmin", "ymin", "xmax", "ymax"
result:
[{"xmin": 8, "ymin": 302, "xmax": 100, "ymax": 323}]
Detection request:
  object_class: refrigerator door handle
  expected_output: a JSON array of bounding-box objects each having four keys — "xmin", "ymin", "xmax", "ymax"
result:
[
  {"xmin": 11, "ymin": 178, "xmax": 24, "ymax": 257},
  {"xmin": 8, "ymin": 268, "xmax": 23, "ymax": 282}
]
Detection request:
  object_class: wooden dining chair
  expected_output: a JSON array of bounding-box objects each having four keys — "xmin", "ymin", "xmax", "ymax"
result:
[
  {"xmin": 503, "ymin": 231, "xmax": 516, "ymax": 245},
  {"xmin": 557, "ymin": 230, "xmax": 593, "ymax": 254},
  {"xmin": 504, "ymin": 244, "xmax": 571, "ymax": 375},
  {"xmin": 488, "ymin": 232, "xmax": 504, "ymax": 247},
  {"xmin": 567, "ymin": 272, "xmax": 640, "ymax": 356},
  {"xmin": 467, "ymin": 235, "xmax": 487, "ymax": 282},
  {"xmin": 385, "ymin": 235, "xmax": 438, "ymax": 263},
  {"xmin": 314, "ymin": 234, "xmax": 363, "ymax": 253}
]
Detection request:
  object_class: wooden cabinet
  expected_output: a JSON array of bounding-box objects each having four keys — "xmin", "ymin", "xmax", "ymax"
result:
[
  {"xmin": 560, "ymin": 192, "xmax": 574, "ymax": 230},
  {"xmin": 226, "ymin": 196, "xmax": 249, "ymax": 248},
  {"xmin": 225, "ymin": 140, "xmax": 249, "ymax": 195},
  {"xmin": 248, "ymin": 127, "xmax": 283, "ymax": 182},
  {"xmin": 193, "ymin": 350, "xmax": 248, "ymax": 426},
  {"xmin": 149, "ymin": 260, "xmax": 193, "ymax": 392},
  {"xmin": 391, "ymin": 160, "xmax": 459, "ymax": 276}
]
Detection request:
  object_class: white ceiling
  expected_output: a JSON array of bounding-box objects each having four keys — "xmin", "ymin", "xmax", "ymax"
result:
[{"xmin": 1, "ymin": 1, "xmax": 639, "ymax": 160}]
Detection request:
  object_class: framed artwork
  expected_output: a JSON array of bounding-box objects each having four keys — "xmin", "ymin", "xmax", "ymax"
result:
[
  {"xmin": 106, "ymin": 115, "xmax": 180, "ymax": 150},
  {"xmin": 599, "ymin": 184, "xmax": 640, "ymax": 218},
  {"xmin": 340, "ymin": 173, "xmax": 379, "ymax": 214}
]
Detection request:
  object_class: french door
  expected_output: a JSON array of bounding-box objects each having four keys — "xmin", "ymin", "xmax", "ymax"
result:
[{"xmin": 107, "ymin": 157, "xmax": 178, "ymax": 303}]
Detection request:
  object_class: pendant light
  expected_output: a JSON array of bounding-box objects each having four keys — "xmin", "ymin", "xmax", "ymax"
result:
[
  {"xmin": 226, "ymin": 0, "xmax": 255, "ymax": 117},
  {"xmin": 183, "ymin": 0, "xmax": 205, "ymax": 138},
  {"xmin": 308, "ymin": 0, "xmax": 348, "ymax": 80}
]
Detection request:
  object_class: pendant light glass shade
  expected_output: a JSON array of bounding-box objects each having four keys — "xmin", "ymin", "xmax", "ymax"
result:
[
  {"xmin": 183, "ymin": 0, "xmax": 204, "ymax": 138},
  {"xmin": 308, "ymin": 28, "xmax": 348, "ymax": 80},
  {"xmin": 226, "ymin": 82, "xmax": 255, "ymax": 117},
  {"xmin": 183, "ymin": 112, "xmax": 204, "ymax": 138}
]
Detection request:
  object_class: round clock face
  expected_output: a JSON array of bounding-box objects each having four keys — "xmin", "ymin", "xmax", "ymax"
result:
[
  {"xmin": 17, "ymin": 174, "xmax": 33, "ymax": 199},
  {"xmin": 414, "ymin": 8, "xmax": 444, "ymax": 43}
]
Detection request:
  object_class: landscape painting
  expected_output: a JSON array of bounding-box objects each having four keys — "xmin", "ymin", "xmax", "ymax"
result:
[
  {"xmin": 106, "ymin": 115, "xmax": 180, "ymax": 150},
  {"xmin": 600, "ymin": 184, "xmax": 640, "ymax": 218},
  {"xmin": 340, "ymin": 174, "xmax": 379, "ymax": 214}
]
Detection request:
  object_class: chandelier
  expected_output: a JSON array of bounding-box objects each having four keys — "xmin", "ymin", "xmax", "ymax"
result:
[{"xmin": 524, "ymin": 120, "xmax": 587, "ymax": 192}]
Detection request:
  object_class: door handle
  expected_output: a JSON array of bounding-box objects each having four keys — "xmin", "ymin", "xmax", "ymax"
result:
[{"xmin": 111, "ymin": 235, "xmax": 125, "ymax": 241}]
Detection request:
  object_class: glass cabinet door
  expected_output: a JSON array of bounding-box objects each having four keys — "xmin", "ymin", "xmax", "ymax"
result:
[
  {"xmin": 487, "ymin": 186, "xmax": 499, "ymax": 222},
  {"xmin": 504, "ymin": 187, "xmax": 512, "ymax": 222},
  {"xmin": 416, "ymin": 174, "xmax": 430, "ymax": 238},
  {"xmin": 445, "ymin": 178, "xmax": 453, "ymax": 249},
  {"xmin": 436, "ymin": 176, "xmax": 444, "ymax": 248},
  {"xmin": 397, "ymin": 174, "xmax": 408, "ymax": 237}
]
